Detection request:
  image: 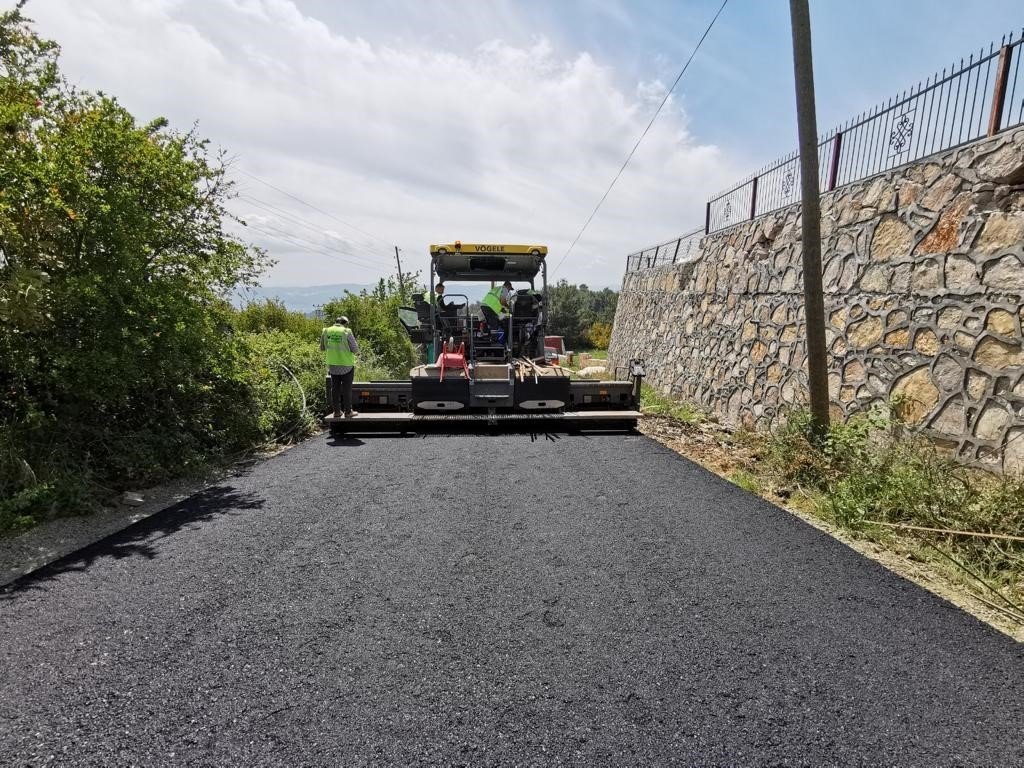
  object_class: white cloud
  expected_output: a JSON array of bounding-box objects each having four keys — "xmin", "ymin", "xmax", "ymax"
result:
[{"xmin": 28, "ymin": 0, "xmax": 741, "ymax": 287}]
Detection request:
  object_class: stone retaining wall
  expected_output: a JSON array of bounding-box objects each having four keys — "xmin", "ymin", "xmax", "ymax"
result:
[{"xmin": 610, "ymin": 129, "xmax": 1024, "ymax": 473}]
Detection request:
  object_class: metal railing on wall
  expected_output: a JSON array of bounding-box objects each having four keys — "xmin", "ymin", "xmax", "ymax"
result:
[
  {"xmin": 625, "ymin": 227, "xmax": 704, "ymax": 272},
  {"xmin": 705, "ymin": 29, "xmax": 1024, "ymax": 235}
]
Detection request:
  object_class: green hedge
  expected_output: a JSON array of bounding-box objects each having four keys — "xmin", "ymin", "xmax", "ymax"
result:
[{"xmin": 0, "ymin": 13, "xmax": 417, "ymax": 535}]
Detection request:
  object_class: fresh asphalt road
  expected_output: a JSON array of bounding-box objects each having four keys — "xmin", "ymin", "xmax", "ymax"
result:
[{"xmin": 2, "ymin": 431, "xmax": 1022, "ymax": 767}]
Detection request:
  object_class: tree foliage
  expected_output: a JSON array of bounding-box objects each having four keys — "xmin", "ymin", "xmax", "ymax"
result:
[
  {"xmin": 546, "ymin": 280, "xmax": 618, "ymax": 349},
  {"xmin": 0, "ymin": 10, "xmax": 272, "ymax": 530}
]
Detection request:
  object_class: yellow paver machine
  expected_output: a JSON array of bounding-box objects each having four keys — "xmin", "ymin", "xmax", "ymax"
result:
[{"xmin": 325, "ymin": 242, "xmax": 643, "ymax": 435}]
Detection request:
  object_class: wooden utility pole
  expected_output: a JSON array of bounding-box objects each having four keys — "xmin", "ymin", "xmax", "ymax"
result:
[
  {"xmin": 789, "ymin": 0, "xmax": 830, "ymax": 436},
  {"xmin": 394, "ymin": 246, "xmax": 405, "ymax": 290}
]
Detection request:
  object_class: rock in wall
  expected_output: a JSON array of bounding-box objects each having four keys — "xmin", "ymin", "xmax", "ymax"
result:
[{"xmin": 610, "ymin": 129, "xmax": 1024, "ymax": 474}]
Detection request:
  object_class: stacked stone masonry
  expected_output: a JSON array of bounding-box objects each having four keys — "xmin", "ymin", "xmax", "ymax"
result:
[{"xmin": 610, "ymin": 129, "xmax": 1024, "ymax": 474}]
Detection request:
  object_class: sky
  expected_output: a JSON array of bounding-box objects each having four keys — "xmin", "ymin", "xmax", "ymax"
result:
[{"xmin": 24, "ymin": 0, "xmax": 1024, "ymax": 289}]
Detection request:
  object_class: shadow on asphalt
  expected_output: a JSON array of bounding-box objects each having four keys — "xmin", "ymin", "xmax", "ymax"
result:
[
  {"xmin": 326, "ymin": 436, "xmax": 366, "ymax": 448},
  {"xmin": 326, "ymin": 426, "xmax": 639, "ymax": 441},
  {"xmin": 0, "ymin": 485, "xmax": 264, "ymax": 597}
]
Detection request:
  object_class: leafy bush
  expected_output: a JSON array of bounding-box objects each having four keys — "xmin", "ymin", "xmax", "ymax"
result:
[
  {"xmin": 239, "ymin": 330, "xmax": 324, "ymax": 443},
  {"xmin": 586, "ymin": 321, "xmax": 613, "ymax": 349},
  {"xmin": 236, "ymin": 299, "xmax": 321, "ymax": 337},
  {"xmin": 547, "ymin": 281, "xmax": 618, "ymax": 349},
  {"xmin": 322, "ymin": 277, "xmax": 417, "ymax": 377},
  {"xmin": 764, "ymin": 406, "xmax": 1024, "ymax": 599},
  {"xmin": 0, "ymin": 11, "xmax": 272, "ymax": 533}
]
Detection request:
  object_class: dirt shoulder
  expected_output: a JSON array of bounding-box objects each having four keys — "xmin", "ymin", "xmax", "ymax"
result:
[{"xmin": 639, "ymin": 414, "xmax": 1024, "ymax": 642}]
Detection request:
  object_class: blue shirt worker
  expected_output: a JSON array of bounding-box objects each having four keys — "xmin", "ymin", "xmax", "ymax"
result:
[{"xmin": 321, "ymin": 316, "xmax": 360, "ymax": 418}]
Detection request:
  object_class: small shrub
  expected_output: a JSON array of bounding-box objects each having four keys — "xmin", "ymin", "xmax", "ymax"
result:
[
  {"xmin": 235, "ymin": 299, "xmax": 321, "ymax": 337},
  {"xmin": 0, "ymin": 472, "xmax": 97, "ymax": 535},
  {"xmin": 728, "ymin": 469, "xmax": 761, "ymax": 494},
  {"xmin": 586, "ymin": 322, "xmax": 612, "ymax": 349},
  {"xmin": 762, "ymin": 405, "xmax": 1024, "ymax": 600},
  {"xmin": 640, "ymin": 385, "xmax": 705, "ymax": 425},
  {"xmin": 764, "ymin": 410, "xmax": 831, "ymax": 487}
]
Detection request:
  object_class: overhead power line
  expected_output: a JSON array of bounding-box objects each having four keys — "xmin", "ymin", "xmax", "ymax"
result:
[
  {"xmin": 244, "ymin": 223, "xmax": 385, "ymax": 273},
  {"xmin": 236, "ymin": 168, "xmax": 400, "ymax": 250},
  {"xmin": 245, "ymin": 223, "xmax": 371, "ymax": 269},
  {"xmin": 247, "ymin": 219, "xmax": 385, "ymax": 270},
  {"xmin": 552, "ymin": 0, "xmax": 729, "ymax": 275},
  {"xmin": 238, "ymin": 194, "xmax": 392, "ymax": 267}
]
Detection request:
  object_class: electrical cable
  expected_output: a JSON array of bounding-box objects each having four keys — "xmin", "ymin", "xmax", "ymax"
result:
[
  {"xmin": 245, "ymin": 225, "xmax": 377, "ymax": 272},
  {"xmin": 244, "ymin": 223, "xmax": 384, "ymax": 273},
  {"xmin": 244, "ymin": 216, "xmax": 387, "ymax": 270},
  {"xmin": 552, "ymin": 0, "xmax": 729, "ymax": 275},
  {"xmin": 236, "ymin": 168, "xmax": 400, "ymax": 250},
  {"xmin": 238, "ymin": 195, "xmax": 394, "ymax": 265}
]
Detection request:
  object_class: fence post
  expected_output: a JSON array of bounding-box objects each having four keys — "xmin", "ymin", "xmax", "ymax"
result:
[
  {"xmin": 704, "ymin": 201, "xmax": 712, "ymax": 234},
  {"xmin": 988, "ymin": 44, "xmax": 1013, "ymax": 136},
  {"xmin": 672, "ymin": 238, "xmax": 681, "ymax": 264},
  {"xmin": 827, "ymin": 131, "xmax": 843, "ymax": 191},
  {"xmin": 749, "ymin": 176, "xmax": 759, "ymax": 220}
]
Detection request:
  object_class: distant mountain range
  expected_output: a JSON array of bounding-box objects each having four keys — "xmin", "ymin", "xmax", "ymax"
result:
[
  {"xmin": 235, "ymin": 283, "xmax": 370, "ymax": 313},
  {"xmin": 235, "ymin": 282, "xmax": 492, "ymax": 313}
]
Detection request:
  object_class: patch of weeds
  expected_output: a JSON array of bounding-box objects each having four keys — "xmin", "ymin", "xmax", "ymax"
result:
[
  {"xmin": 640, "ymin": 385, "xmax": 705, "ymax": 425},
  {"xmin": 0, "ymin": 477, "xmax": 98, "ymax": 536},
  {"xmin": 728, "ymin": 469, "xmax": 761, "ymax": 494},
  {"xmin": 726, "ymin": 428, "xmax": 764, "ymax": 450},
  {"xmin": 763, "ymin": 405, "xmax": 1024, "ymax": 604}
]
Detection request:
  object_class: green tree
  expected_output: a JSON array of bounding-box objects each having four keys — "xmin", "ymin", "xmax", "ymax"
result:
[
  {"xmin": 1, "ymin": 9, "xmax": 268, "ymax": 528},
  {"xmin": 546, "ymin": 280, "xmax": 618, "ymax": 349}
]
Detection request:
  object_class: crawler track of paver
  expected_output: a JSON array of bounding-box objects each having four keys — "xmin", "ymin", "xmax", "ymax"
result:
[{"xmin": 2, "ymin": 432, "xmax": 1022, "ymax": 766}]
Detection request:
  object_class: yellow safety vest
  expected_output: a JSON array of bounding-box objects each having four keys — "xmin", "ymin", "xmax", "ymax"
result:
[{"xmin": 323, "ymin": 325, "xmax": 354, "ymax": 367}]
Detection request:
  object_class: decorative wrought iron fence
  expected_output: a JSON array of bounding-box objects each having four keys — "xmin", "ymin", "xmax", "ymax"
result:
[
  {"xmin": 706, "ymin": 29, "xmax": 1024, "ymax": 234},
  {"xmin": 625, "ymin": 227, "xmax": 704, "ymax": 272}
]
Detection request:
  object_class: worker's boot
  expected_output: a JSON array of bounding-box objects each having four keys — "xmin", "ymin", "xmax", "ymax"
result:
[
  {"xmin": 345, "ymin": 410, "xmax": 359, "ymax": 418},
  {"xmin": 332, "ymin": 410, "xmax": 342, "ymax": 418}
]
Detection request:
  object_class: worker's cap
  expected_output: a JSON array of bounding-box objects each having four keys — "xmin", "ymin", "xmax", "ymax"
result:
[{"xmin": 336, "ymin": 316, "xmax": 349, "ymax": 325}]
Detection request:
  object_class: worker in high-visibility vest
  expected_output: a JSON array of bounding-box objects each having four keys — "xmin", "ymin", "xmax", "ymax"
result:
[
  {"xmin": 480, "ymin": 280, "xmax": 512, "ymax": 332},
  {"xmin": 422, "ymin": 282, "xmax": 447, "ymax": 307},
  {"xmin": 320, "ymin": 316, "xmax": 360, "ymax": 418}
]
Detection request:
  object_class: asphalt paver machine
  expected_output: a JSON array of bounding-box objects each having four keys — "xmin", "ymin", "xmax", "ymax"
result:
[{"xmin": 325, "ymin": 242, "xmax": 643, "ymax": 434}]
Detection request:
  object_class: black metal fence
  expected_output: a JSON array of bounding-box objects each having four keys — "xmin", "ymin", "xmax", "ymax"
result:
[
  {"xmin": 706, "ymin": 29, "xmax": 1024, "ymax": 234},
  {"xmin": 625, "ymin": 227, "xmax": 704, "ymax": 272}
]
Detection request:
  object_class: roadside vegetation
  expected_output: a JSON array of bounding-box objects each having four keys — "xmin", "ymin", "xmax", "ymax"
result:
[
  {"xmin": 546, "ymin": 280, "xmax": 617, "ymax": 350},
  {"xmin": 758, "ymin": 407, "xmax": 1024, "ymax": 617},
  {"xmin": 640, "ymin": 389, "xmax": 1024, "ymax": 625},
  {"xmin": 0, "ymin": 12, "xmax": 414, "ymax": 535},
  {"xmin": 640, "ymin": 385, "xmax": 705, "ymax": 424}
]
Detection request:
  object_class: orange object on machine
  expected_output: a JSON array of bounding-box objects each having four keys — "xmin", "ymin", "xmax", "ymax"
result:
[{"xmin": 438, "ymin": 340, "xmax": 469, "ymax": 382}]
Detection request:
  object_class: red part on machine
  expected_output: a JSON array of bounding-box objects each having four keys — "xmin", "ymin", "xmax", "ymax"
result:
[{"xmin": 437, "ymin": 340, "xmax": 469, "ymax": 383}]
